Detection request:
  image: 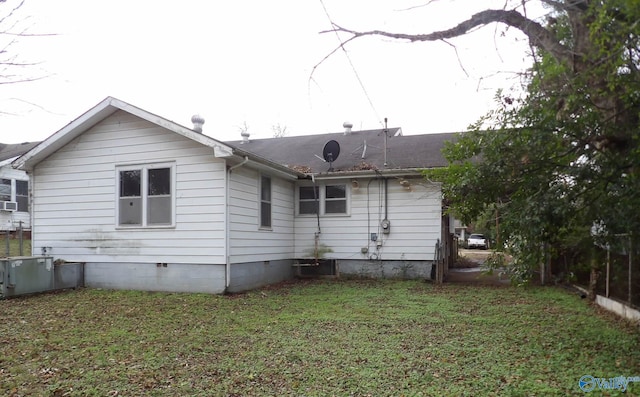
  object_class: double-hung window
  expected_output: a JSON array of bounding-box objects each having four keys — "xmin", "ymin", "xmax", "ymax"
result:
[
  {"xmin": 15, "ymin": 180, "xmax": 28, "ymax": 212},
  {"xmin": 299, "ymin": 186, "xmax": 319, "ymax": 215},
  {"xmin": 0, "ymin": 179, "xmax": 28, "ymax": 212},
  {"xmin": 118, "ymin": 163, "xmax": 174, "ymax": 227},
  {"xmin": 297, "ymin": 184, "xmax": 347, "ymax": 215},
  {"xmin": 0, "ymin": 179, "xmax": 11, "ymax": 202},
  {"xmin": 325, "ymin": 185, "xmax": 346, "ymax": 214},
  {"xmin": 260, "ymin": 175, "xmax": 272, "ymax": 228}
]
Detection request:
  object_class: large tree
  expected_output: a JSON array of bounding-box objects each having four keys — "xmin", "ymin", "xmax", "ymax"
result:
[{"xmin": 326, "ymin": 0, "xmax": 640, "ymax": 286}]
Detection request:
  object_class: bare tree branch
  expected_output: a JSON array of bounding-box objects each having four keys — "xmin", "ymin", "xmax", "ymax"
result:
[
  {"xmin": 441, "ymin": 39, "xmax": 469, "ymax": 77},
  {"xmin": 394, "ymin": 1, "xmax": 441, "ymax": 13},
  {"xmin": 0, "ymin": 0, "xmax": 24, "ymax": 26},
  {"xmin": 322, "ymin": 9, "xmax": 571, "ymax": 65}
]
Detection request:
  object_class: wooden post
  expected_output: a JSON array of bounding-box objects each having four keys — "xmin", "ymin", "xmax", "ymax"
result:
[
  {"xmin": 18, "ymin": 221, "xmax": 23, "ymax": 256},
  {"xmin": 495, "ymin": 206, "xmax": 500, "ymax": 250},
  {"xmin": 588, "ymin": 248, "xmax": 598, "ymax": 301},
  {"xmin": 606, "ymin": 246, "xmax": 610, "ymax": 298},
  {"xmin": 629, "ymin": 235, "xmax": 633, "ymax": 305},
  {"xmin": 540, "ymin": 242, "xmax": 547, "ymax": 286}
]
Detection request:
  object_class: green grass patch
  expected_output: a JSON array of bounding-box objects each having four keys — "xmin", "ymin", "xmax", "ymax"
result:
[
  {"xmin": 2, "ymin": 237, "xmax": 31, "ymax": 257},
  {"xmin": 1, "ymin": 280, "xmax": 638, "ymax": 396}
]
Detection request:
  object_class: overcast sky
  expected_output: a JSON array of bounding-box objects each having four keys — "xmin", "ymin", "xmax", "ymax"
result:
[{"xmin": 0, "ymin": 0, "xmax": 547, "ymax": 144}]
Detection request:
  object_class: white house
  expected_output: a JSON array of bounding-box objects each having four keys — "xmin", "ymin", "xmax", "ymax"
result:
[
  {"xmin": 0, "ymin": 141, "xmax": 39, "ymax": 234},
  {"xmin": 14, "ymin": 97, "xmax": 455, "ymax": 293}
]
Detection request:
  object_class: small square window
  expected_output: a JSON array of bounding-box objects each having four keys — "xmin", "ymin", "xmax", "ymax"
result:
[{"xmin": 117, "ymin": 165, "xmax": 173, "ymax": 227}]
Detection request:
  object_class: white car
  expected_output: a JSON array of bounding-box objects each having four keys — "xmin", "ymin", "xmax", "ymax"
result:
[{"xmin": 467, "ymin": 234, "xmax": 488, "ymax": 249}]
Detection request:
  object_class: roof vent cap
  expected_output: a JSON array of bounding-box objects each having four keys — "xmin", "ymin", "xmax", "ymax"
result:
[
  {"xmin": 343, "ymin": 121, "xmax": 353, "ymax": 135},
  {"xmin": 241, "ymin": 130, "xmax": 250, "ymax": 144},
  {"xmin": 191, "ymin": 114, "xmax": 205, "ymax": 133}
]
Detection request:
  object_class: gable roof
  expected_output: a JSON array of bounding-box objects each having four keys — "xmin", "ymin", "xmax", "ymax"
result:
[
  {"xmin": 12, "ymin": 97, "xmax": 303, "ymax": 179},
  {"xmin": 226, "ymin": 129, "xmax": 454, "ymax": 174},
  {"xmin": 0, "ymin": 141, "xmax": 40, "ymax": 163},
  {"xmin": 13, "ymin": 97, "xmax": 237, "ymax": 171},
  {"xmin": 13, "ymin": 96, "xmax": 455, "ymax": 179}
]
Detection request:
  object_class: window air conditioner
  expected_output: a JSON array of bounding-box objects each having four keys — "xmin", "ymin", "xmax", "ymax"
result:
[{"xmin": 1, "ymin": 201, "xmax": 17, "ymax": 212}]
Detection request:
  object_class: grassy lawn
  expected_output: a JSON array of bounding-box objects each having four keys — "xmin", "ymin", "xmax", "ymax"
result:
[
  {"xmin": 2, "ymin": 237, "xmax": 31, "ymax": 257},
  {"xmin": 1, "ymin": 280, "xmax": 639, "ymax": 396}
]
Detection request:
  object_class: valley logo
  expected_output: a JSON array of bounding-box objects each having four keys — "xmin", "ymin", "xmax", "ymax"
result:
[{"xmin": 579, "ymin": 375, "xmax": 640, "ymax": 392}]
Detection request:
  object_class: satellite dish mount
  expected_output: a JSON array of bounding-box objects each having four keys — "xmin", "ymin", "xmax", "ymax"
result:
[{"xmin": 322, "ymin": 140, "xmax": 341, "ymax": 172}]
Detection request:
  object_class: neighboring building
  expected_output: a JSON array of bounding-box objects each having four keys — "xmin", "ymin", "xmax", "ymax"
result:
[
  {"xmin": 14, "ymin": 97, "xmax": 455, "ymax": 293},
  {"xmin": 453, "ymin": 218, "xmax": 468, "ymax": 241},
  {"xmin": 0, "ymin": 141, "xmax": 39, "ymax": 233}
]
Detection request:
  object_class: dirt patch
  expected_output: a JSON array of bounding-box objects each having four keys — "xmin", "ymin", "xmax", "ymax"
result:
[
  {"xmin": 446, "ymin": 268, "xmax": 511, "ymax": 286},
  {"xmin": 459, "ymin": 248, "xmax": 493, "ymax": 263},
  {"xmin": 449, "ymin": 249, "xmax": 511, "ymax": 286},
  {"xmin": 452, "ymin": 256, "xmax": 480, "ymax": 268},
  {"xmin": 452, "ymin": 248, "xmax": 491, "ymax": 268}
]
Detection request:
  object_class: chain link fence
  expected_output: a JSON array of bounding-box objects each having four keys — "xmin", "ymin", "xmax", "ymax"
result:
[
  {"xmin": 3, "ymin": 221, "xmax": 28, "ymax": 257},
  {"xmin": 572, "ymin": 235, "xmax": 640, "ymax": 309}
]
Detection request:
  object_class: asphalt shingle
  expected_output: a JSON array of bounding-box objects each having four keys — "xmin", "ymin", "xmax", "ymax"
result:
[{"xmin": 226, "ymin": 129, "xmax": 455, "ymax": 173}]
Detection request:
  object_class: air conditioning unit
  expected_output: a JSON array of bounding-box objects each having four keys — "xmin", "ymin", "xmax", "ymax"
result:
[{"xmin": 1, "ymin": 201, "xmax": 17, "ymax": 212}]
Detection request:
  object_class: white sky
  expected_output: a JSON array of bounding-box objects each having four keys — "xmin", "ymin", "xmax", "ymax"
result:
[{"xmin": 0, "ymin": 0, "xmax": 547, "ymax": 144}]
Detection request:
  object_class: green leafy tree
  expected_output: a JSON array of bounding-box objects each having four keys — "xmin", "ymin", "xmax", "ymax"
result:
[{"xmin": 327, "ymin": 0, "xmax": 640, "ymax": 289}]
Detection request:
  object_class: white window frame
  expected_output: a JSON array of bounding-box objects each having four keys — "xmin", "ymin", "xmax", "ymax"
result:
[
  {"xmin": 298, "ymin": 185, "xmax": 319, "ymax": 215},
  {"xmin": 296, "ymin": 183, "xmax": 350, "ymax": 216},
  {"xmin": 259, "ymin": 174, "xmax": 272, "ymax": 230},
  {"xmin": 115, "ymin": 162, "xmax": 176, "ymax": 228},
  {"xmin": 0, "ymin": 178, "xmax": 11, "ymax": 202},
  {"xmin": 0, "ymin": 179, "xmax": 29, "ymax": 212},
  {"xmin": 15, "ymin": 180, "xmax": 28, "ymax": 212}
]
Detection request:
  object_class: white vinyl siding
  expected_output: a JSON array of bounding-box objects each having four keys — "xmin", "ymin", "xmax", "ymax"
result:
[
  {"xmin": 228, "ymin": 167, "xmax": 294, "ymax": 263},
  {"xmin": 30, "ymin": 110, "xmax": 227, "ymax": 264},
  {"xmin": 294, "ymin": 178, "xmax": 442, "ymax": 261}
]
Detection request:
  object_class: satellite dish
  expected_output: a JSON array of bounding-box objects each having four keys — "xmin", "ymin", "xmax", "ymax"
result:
[{"xmin": 323, "ymin": 140, "xmax": 340, "ymax": 171}]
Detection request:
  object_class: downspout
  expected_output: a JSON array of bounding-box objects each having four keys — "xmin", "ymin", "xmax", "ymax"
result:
[
  {"xmin": 225, "ymin": 156, "xmax": 249, "ymax": 291},
  {"xmin": 28, "ymin": 170, "xmax": 34, "ymax": 256},
  {"xmin": 311, "ymin": 173, "xmax": 321, "ymax": 264},
  {"xmin": 384, "ymin": 178, "xmax": 388, "ymax": 220}
]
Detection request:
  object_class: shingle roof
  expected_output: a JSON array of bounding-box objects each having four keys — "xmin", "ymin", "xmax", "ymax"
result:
[
  {"xmin": 0, "ymin": 142, "xmax": 41, "ymax": 162},
  {"xmin": 226, "ymin": 129, "xmax": 454, "ymax": 173}
]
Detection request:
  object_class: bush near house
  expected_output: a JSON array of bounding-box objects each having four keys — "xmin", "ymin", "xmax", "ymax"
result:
[{"xmin": 1, "ymin": 280, "xmax": 638, "ymax": 396}]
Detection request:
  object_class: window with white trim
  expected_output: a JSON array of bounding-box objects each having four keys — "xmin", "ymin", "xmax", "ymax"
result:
[
  {"xmin": 117, "ymin": 163, "xmax": 174, "ymax": 227},
  {"xmin": 297, "ymin": 184, "xmax": 348, "ymax": 215},
  {"xmin": 0, "ymin": 179, "xmax": 10, "ymax": 202},
  {"xmin": 15, "ymin": 180, "xmax": 28, "ymax": 212},
  {"xmin": 299, "ymin": 186, "xmax": 319, "ymax": 215},
  {"xmin": 325, "ymin": 185, "xmax": 346, "ymax": 214},
  {"xmin": 260, "ymin": 175, "xmax": 271, "ymax": 228},
  {"xmin": 0, "ymin": 179, "xmax": 28, "ymax": 212}
]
